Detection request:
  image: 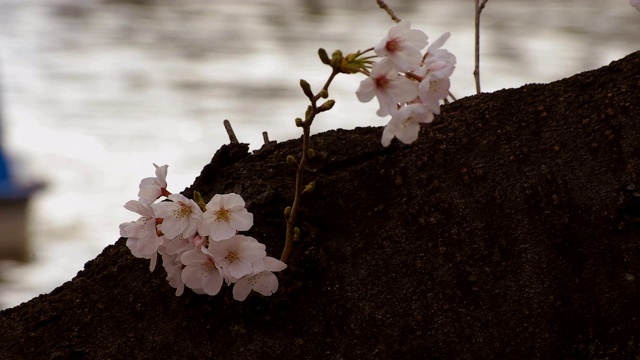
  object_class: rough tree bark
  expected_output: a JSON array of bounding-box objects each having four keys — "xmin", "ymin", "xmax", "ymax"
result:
[{"xmin": 1, "ymin": 51, "xmax": 639, "ymax": 360}]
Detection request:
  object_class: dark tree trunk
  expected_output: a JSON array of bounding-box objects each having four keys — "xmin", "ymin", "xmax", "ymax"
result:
[{"xmin": 1, "ymin": 51, "xmax": 640, "ymax": 360}]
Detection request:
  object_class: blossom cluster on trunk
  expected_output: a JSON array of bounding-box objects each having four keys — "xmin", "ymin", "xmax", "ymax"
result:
[
  {"xmin": 119, "ymin": 164, "xmax": 286, "ymax": 301},
  {"xmin": 355, "ymin": 20, "xmax": 456, "ymax": 147}
]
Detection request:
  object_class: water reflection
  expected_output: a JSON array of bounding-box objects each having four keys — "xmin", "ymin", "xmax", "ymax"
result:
[{"xmin": 0, "ymin": 0, "xmax": 637, "ymax": 309}]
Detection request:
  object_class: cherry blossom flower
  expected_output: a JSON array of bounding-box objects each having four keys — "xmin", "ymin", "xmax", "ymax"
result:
[
  {"xmin": 356, "ymin": 59, "xmax": 418, "ymax": 117},
  {"xmin": 374, "ymin": 19, "xmax": 428, "ymax": 72},
  {"xmin": 120, "ymin": 199, "xmax": 162, "ymax": 271},
  {"xmin": 198, "ymin": 193, "xmax": 253, "ymax": 241},
  {"xmin": 160, "ymin": 233, "xmax": 194, "ymax": 256},
  {"xmin": 161, "ymin": 251, "xmax": 185, "ymax": 296},
  {"xmin": 414, "ymin": 33, "xmax": 456, "ymax": 115},
  {"xmin": 155, "ymin": 193, "xmax": 203, "ymax": 240},
  {"xmin": 631, "ymin": 0, "xmax": 640, "ymax": 11},
  {"xmin": 422, "ymin": 32, "xmax": 456, "ymax": 72},
  {"xmin": 418, "ymin": 76, "xmax": 451, "ymax": 115},
  {"xmin": 381, "ymin": 103, "xmax": 434, "ymax": 147},
  {"xmin": 233, "ymin": 256, "xmax": 287, "ymax": 301},
  {"xmin": 207, "ymin": 235, "xmax": 266, "ymax": 281},
  {"xmin": 180, "ymin": 249, "xmax": 224, "ymax": 296},
  {"xmin": 138, "ymin": 163, "xmax": 168, "ymax": 203}
]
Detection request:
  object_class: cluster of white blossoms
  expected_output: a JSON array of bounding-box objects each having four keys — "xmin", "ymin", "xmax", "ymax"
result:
[
  {"xmin": 119, "ymin": 164, "xmax": 286, "ymax": 301},
  {"xmin": 356, "ymin": 20, "xmax": 456, "ymax": 147}
]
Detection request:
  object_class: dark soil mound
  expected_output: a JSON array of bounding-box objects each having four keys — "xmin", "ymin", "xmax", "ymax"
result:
[{"xmin": 1, "ymin": 51, "xmax": 640, "ymax": 360}]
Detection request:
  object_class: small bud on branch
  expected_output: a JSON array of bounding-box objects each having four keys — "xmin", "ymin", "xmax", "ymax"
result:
[
  {"xmin": 317, "ymin": 99, "xmax": 335, "ymax": 112},
  {"xmin": 286, "ymin": 155, "xmax": 298, "ymax": 167},
  {"xmin": 302, "ymin": 182, "xmax": 316, "ymax": 194},
  {"xmin": 318, "ymin": 48, "xmax": 331, "ymax": 65},
  {"xmin": 299, "ymin": 79, "xmax": 314, "ymax": 100}
]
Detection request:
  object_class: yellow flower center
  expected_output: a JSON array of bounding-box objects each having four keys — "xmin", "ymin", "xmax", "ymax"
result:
[
  {"xmin": 215, "ymin": 208, "xmax": 230, "ymax": 222},
  {"xmin": 225, "ymin": 251, "xmax": 239, "ymax": 263},
  {"xmin": 202, "ymin": 258, "xmax": 216, "ymax": 274},
  {"xmin": 174, "ymin": 205, "xmax": 191, "ymax": 219}
]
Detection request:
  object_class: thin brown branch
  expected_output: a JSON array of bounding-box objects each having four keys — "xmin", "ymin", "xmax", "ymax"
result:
[
  {"xmin": 376, "ymin": 0, "xmax": 401, "ymax": 23},
  {"xmin": 474, "ymin": 0, "xmax": 489, "ymax": 95},
  {"xmin": 281, "ymin": 126, "xmax": 310, "ymax": 263},
  {"xmin": 281, "ymin": 69, "xmax": 340, "ymax": 263}
]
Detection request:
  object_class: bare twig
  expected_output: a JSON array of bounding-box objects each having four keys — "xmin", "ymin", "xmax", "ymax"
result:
[
  {"xmin": 262, "ymin": 131, "xmax": 270, "ymax": 145},
  {"xmin": 281, "ymin": 69, "xmax": 340, "ymax": 264},
  {"xmin": 376, "ymin": 0, "xmax": 401, "ymax": 23},
  {"xmin": 223, "ymin": 119, "xmax": 239, "ymax": 144},
  {"xmin": 474, "ymin": 0, "xmax": 489, "ymax": 95}
]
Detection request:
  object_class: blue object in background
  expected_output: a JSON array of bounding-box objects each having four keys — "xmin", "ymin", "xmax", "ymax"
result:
[
  {"xmin": 0, "ymin": 147, "xmax": 44, "ymax": 199},
  {"xmin": 0, "ymin": 145, "xmax": 20, "ymax": 198},
  {"xmin": 0, "ymin": 146, "xmax": 9, "ymax": 183}
]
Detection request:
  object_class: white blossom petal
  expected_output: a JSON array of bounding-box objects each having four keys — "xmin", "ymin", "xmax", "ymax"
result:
[
  {"xmin": 201, "ymin": 193, "xmax": 253, "ymax": 240},
  {"xmin": 229, "ymin": 209, "xmax": 253, "ymax": 232},
  {"xmin": 251, "ymin": 271, "xmax": 280, "ymax": 296},
  {"xmin": 202, "ymin": 271, "xmax": 224, "ymax": 296},
  {"xmin": 222, "ymin": 193, "xmax": 246, "ymax": 210},
  {"xmin": 263, "ymin": 256, "xmax": 287, "ymax": 272},
  {"xmin": 355, "ymin": 78, "xmax": 377, "ymax": 102},
  {"xmin": 232, "ymin": 277, "xmax": 253, "ymax": 301}
]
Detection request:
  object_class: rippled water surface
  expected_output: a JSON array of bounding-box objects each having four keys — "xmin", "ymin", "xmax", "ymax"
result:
[{"xmin": 0, "ymin": 0, "xmax": 637, "ymax": 309}]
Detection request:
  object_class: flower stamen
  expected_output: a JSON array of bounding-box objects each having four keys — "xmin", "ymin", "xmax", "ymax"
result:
[
  {"xmin": 215, "ymin": 208, "xmax": 231, "ymax": 222},
  {"xmin": 226, "ymin": 251, "xmax": 240, "ymax": 263}
]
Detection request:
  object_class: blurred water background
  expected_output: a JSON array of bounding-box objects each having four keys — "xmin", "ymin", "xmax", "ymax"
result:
[{"xmin": 0, "ymin": 0, "xmax": 637, "ymax": 309}]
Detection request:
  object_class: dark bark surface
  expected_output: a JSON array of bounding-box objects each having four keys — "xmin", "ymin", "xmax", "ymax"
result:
[{"xmin": 1, "ymin": 51, "xmax": 639, "ymax": 360}]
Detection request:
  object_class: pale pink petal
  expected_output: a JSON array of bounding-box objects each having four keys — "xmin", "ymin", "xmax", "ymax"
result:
[
  {"xmin": 373, "ymin": 37, "xmax": 391, "ymax": 57},
  {"xmin": 181, "ymin": 265, "xmax": 204, "ymax": 289},
  {"xmin": 180, "ymin": 249, "xmax": 207, "ymax": 266},
  {"xmin": 429, "ymin": 63, "xmax": 455, "ymax": 80},
  {"xmin": 149, "ymin": 252, "xmax": 158, "ymax": 272},
  {"xmin": 238, "ymin": 241, "xmax": 267, "ymax": 261},
  {"xmin": 223, "ymin": 193, "xmax": 246, "ymax": 210},
  {"xmin": 375, "ymin": 91, "xmax": 397, "ymax": 117},
  {"xmin": 381, "ymin": 121, "xmax": 398, "ymax": 147},
  {"xmin": 403, "ymin": 29, "xmax": 428, "ymax": 50},
  {"xmin": 124, "ymin": 199, "xmax": 154, "ymax": 219},
  {"xmin": 202, "ymin": 270, "xmax": 224, "ymax": 296},
  {"xmin": 418, "ymin": 78, "xmax": 431, "ymax": 105},
  {"xmin": 387, "ymin": 46, "xmax": 422, "ymax": 72},
  {"xmin": 427, "ymin": 32, "xmax": 450, "ymax": 52},
  {"xmin": 251, "ymin": 258, "xmax": 266, "ymax": 274},
  {"xmin": 251, "ymin": 272, "xmax": 280, "ymax": 296},
  {"xmin": 263, "ymin": 256, "xmax": 287, "ymax": 272},
  {"xmin": 390, "ymin": 76, "xmax": 418, "ymax": 104},
  {"xmin": 197, "ymin": 216, "xmax": 214, "ymax": 238},
  {"xmin": 356, "ymin": 78, "xmax": 377, "ymax": 102},
  {"xmin": 153, "ymin": 163, "xmax": 168, "ymax": 188},
  {"xmin": 232, "ymin": 277, "xmax": 253, "ymax": 301},
  {"xmin": 160, "ymin": 217, "xmax": 187, "ymax": 240},
  {"xmin": 395, "ymin": 121, "xmax": 421, "ymax": 145},
  {"xmin": 126, "ymin": 234, "xmax": 159, "ymax": 258},
  {"xmin": 208, "ymin": 220, "xmax": 236, "ymax": 241},
  {"xmin": 228, "ymin": 260, "xmax": 252, "ymax": 279},
  {"xmin": 138, "ymin": 184, "xmax": 161, "ymax": 204},
  {"xmin": 205, "ymin": 194, "xmax": 224, "ymax": 212},
  {"xmin": 229, "ymin": 210, "xmax": 253, "ymax": 232}
]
